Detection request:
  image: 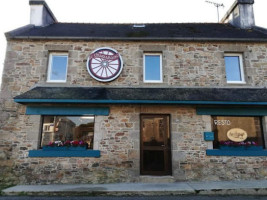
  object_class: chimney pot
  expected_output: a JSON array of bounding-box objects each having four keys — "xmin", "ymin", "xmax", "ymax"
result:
[
  {"xmin": 29, "ymin": 0, "xmax": 57, "ymax": 26},
  {"xmin": 221, "ymin": 0, "xmax": 255, "ymax": 29}
]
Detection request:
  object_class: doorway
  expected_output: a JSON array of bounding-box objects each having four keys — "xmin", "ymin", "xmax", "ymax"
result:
[{"xmin": 140, "ymin": 114, "xmax": 172, "ymax": 175}]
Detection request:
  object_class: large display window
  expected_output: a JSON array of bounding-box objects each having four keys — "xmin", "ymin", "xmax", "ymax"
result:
[
  {"xmin": 212, "ymin": 116, "xmax": 264, "ymax": 149},
  {"xmin": 41, "ymin": 116, "xmax": 95, "ymax": 149}
]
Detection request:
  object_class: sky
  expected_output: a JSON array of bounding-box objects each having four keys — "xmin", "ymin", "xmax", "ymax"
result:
[{"xmin": 0, "ymin": 0, "xmax": 267, "ymax": 88}]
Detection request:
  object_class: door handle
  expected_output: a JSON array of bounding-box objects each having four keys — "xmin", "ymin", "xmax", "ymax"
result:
[{"xmin": 161, "ymin": 145, "xmax": 165, "ymax": 147}]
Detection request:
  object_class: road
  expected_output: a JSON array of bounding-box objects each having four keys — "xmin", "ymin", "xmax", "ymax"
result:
[{"xmin": 0, "ymin": 196, "xmax": 267, "ymax": 200}]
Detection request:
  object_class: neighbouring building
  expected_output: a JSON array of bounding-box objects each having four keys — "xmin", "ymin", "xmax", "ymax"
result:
[{"xmin": 0, "ymin": 0, "xmax": 267, "ymax": 186}]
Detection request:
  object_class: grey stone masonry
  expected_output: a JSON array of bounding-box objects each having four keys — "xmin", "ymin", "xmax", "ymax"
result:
[{"xmin": 0, "ymin": 39, "xmax": 267, "ymax": 185}]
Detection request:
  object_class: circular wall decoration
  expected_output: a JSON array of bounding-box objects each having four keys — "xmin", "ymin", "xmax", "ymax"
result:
[
  {"xmin": 227, "ymin": 128, "xmax": 248, "ymax": 142},
  {"xmin": 87, "ymin": 47, "xmax": 123, "ymax": 82}
]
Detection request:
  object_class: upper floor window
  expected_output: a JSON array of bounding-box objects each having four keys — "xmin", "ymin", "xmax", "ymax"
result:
[
  {"xmin": 143, "ymin": 53, "xmax": 162, "ymax": 83},
  {"xmin": 224, "ymin": 53, "xmax": 245, "ymax": 84},
  {"xmin": 47, "ymin": 53, "xmax": 68, "ymax": 82}
]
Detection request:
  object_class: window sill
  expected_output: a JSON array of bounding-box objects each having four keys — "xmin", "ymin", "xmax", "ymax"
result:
[
  {"xmin": 143, "ymin": 81, "xmax": 163, "ymax": 83},
  {"xmin": 46, "ymin": 81, "xmax": 67, "ymax": 83},
  {"xmin": 206, "ymin": 149, "xmax": 267, "ymax": 156},
  {"xmin": 226, "ymin": 81, "xmax": 246, "ymax": 84},
  {"xmin": 28, "ymin": 150, "xmax": 100, "ymax": 157}
]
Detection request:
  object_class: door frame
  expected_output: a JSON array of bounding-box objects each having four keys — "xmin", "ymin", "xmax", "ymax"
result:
[{"xmin": 140, "ymin": 114, "xmax": 172, "ymax": 176}]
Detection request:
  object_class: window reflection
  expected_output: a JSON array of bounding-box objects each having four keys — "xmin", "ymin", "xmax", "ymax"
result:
[{"xmin": 41, "ymin": 116, "xmax": 94, "ymax": 149}]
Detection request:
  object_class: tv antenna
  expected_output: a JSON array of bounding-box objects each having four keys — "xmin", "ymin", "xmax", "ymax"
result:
[{"xmin": 205, "ymin": 1, "xmax": 224, "ymax": 22}]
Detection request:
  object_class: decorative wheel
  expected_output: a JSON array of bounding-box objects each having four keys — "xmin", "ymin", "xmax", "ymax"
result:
[{"xmin": 87, "ymin": 47, "xmax": 123, "ymax": 82}]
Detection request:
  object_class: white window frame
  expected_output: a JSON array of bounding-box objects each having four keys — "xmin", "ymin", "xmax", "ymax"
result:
[
  {"xmin": 224, "ymin": 53, "xmax": 245, "ymax": 84},
  {"xmin": 47, "ymin": 53, "xmax": 68, "ymax": 83},
  {"xmin": 143, "ymin": 53, "xmax": 163, "ymax": 83}
]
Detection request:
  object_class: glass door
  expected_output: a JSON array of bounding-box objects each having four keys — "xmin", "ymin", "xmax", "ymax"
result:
[{"xmin": 140, "ymin": 114, "xmax": 171, "ymax": 175}]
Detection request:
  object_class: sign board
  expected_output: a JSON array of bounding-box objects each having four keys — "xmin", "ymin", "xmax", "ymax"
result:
[
  {"xmin": 87, "ymin": 47, "xmax": 123, "ymax": 82},
  {"xmin": 204, "ymin": 132, "xmax": 214, "ymax": 141},
  {"xmin": 227, "ymin": 128, "xmax": 248, "ymax": 142}
]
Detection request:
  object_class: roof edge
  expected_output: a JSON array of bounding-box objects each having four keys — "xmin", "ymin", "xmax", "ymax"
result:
[
  {"xmin": 5, "ymin": 35, "xmax": 267, "ymax": 43},
  {"xmin": 5, "ymin": 24, "xmax": 35, "ymax": 40},
  {"xmin": 13, "ymin": 98, "xmax": 267, "ymax": 106},
  {"xmin": 252, "ymin": 25, "xmax": 267, "ymax": 34}
]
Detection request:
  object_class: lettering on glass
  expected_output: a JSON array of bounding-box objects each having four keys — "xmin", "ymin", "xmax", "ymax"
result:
[
  {"xmin": 213, "ymin": 120, "xmax": 231, "ymax": 126},
  {"xmin": 227, "ymin": 128, "xmax": 248, "ymax": 142}
]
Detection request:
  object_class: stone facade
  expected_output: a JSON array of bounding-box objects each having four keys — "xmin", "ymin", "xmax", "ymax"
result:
[
  {"xmin": 1, "ymin": 40, "xmax": 267, "ymax": 185},
  {"xmin": 2, "ymin": 41, "xmax": 267, "ymax": 90}
]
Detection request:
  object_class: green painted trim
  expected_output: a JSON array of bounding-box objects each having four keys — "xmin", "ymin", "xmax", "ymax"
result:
[
  {"xmin": 197, "ymin": 107, "xmax": 267, "ymax": 116},
  {"xmin": 14, "ymin": 98, "xmax": 267, "ymax": 105},
  {"xmin": 206, "ymin": 149, "xmax": 267, "ymax": 156},
  {"xmin": 28, "ymin": 150, "xmax": 100, "ymax": 157},
  {"xmin": 26, "ymin": 106, "xmax": 109, "ymax": 116}
]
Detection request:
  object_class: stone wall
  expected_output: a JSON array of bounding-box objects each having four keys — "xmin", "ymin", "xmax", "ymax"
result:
[
  {"xmin": 1, "ymin": 41, "xmax": 267, "ymax": 90},
  {"xmin": 1, "ymin": 40, "xmax": 267, "ymax": 185},
  {"xmin": 1, "ymin": 103, "xmax": 267, "ymax": 184}
]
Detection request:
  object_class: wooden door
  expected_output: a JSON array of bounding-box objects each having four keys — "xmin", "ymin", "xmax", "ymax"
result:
[{"xmin": 140, "ymin": 114, "xmax": 172, "ymax": 175}]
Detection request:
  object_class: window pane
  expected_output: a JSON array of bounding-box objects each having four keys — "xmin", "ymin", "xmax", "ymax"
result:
[
  {"xmin": 212, "ymin": 116, "xmax": 263, "ymax": 149},
  {"xmin": 50, "ymin": 55, "xmax": 68, "ymax": 81},
  {"xmin": 224, "ymin": 56, "xmax": 241, "ymax": 81},
  {"xmin": 145, "ymin": 55, "xmax": 161, "ymax": 81},
  {"xmin": 41, "ymin": 116, "xmax": 94, "ymax": 149}
]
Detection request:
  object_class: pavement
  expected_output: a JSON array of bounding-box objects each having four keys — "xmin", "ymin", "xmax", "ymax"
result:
[{"xmin": 2, "ymin": 180, "xmax": 267, "ymax": 196}]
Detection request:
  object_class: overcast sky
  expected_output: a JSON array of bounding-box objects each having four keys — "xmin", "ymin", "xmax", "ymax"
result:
[{"xmin": 0, "ymin": 0, "xmax": 267, "ymax": 88}]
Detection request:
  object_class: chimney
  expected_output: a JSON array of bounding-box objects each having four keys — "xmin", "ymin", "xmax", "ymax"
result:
[
  {"xmin": 29, "ymin": 0, "xmax": 57, "ymax": 26},
  {"xmin": 221, "ymin": 0, "xmax": 255, "ymax": 29}
]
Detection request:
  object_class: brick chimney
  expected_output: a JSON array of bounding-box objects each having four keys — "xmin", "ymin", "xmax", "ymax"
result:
[
  {"xmin": 29, "ymin": 0, "xmax": 57, "ymax": 26},
  {"xmin": 221, "ymin": 0, "xmax": 255, "ymax": 29}
]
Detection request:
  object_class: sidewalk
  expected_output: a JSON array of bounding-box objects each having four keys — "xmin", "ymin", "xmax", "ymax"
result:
[{"xmin": 2, "ymin": 180, "xmax": 267, "ymax": 196}]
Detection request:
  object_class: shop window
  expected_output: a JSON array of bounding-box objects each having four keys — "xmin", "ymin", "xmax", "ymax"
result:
[
  {"xmin": 41, "ymin": 116, "xmax": 95, "ymax": 149},
  {"xmin": 224, "ymin": 53, "xmax": 245, "ymax": 84},
  {"xmin": 47, "ymin": 53, "xmax": 68, "ymax": 82},
  {"xmin": 143, "ymin": 53, "xmax": 162, "ymax": 83},
  {"xmin": 212, "ymin": 116, "xmax": 264, "ymax": 150}
]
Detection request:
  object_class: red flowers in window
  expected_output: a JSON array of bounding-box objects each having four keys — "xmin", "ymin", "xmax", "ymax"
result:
[
  {"xmin": 47, "ymin": 140, "xmax": 86, "ymax": 147},
  {"xmin": 219, "ymin": 140, "xmax": 258, "ymax": 146}
]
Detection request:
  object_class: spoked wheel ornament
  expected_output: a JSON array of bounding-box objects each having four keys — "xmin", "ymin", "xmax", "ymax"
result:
[{"xmin": 87, "ymin": 47, "xmax": 123, "ymax": 82}]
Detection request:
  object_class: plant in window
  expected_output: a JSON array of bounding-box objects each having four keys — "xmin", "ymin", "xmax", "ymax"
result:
[
  {"xmin": 48, "ymin": 141, "xmax": 63, "ymax": 147},
  {"xmin": 44, "ymin": 140, "xmax": 88, "ymax": 151},
  {"xmin": 218, "ymin": 140, "xmax": 263, "ymax": 151},
  {"xmin": 47, "ymin": 140, "xmax": 86, "ymax": 147},
  {"xmin": 219, "ymin": 140, "xmax": 258, "ymax": 146}
]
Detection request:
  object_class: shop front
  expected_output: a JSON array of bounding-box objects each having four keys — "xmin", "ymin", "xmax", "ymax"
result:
[{"xmin": 10, "ymin": 87, "xmax": 267, "ymax": 183}]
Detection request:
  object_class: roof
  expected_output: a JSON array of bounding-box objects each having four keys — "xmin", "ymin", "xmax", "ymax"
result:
[
  {"xmin": 14, "ymin": 87, "xmax": 267, "ymax": 105},
  {"xmin": 6, "ymin": 23, "xmax": 267, "ymax": 42}
]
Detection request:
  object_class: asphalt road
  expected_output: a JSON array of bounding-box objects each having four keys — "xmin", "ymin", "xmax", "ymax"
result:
[{"xmin": 0, "ymin": 196, "xmax": 267, "ymax": 200}]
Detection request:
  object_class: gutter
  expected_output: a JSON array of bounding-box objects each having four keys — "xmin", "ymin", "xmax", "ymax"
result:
[{"xmin": 13, "ymin": 98, "xmax": 267, "ymax": 106}]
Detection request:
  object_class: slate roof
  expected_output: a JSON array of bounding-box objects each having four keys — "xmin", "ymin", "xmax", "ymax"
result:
[
  {"xmin": 14, "ymin": 87, "xmax": 267, "ymax": 105},
  {"xmin": 6, "ymin": 23, "xmax": 267, "ymax": 42}
]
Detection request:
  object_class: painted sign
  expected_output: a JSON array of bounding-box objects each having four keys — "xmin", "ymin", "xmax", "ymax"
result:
[
  {"xmin": 214, "ymin": 120, "xmax": 231, "ymax": 126},
  {"xmin": 87, "ymin": 47, "xmax": 123, "ymax": 82},
  {"xmin": 227, "ymin": 128, "xmax": 248, "ymax": 142}
]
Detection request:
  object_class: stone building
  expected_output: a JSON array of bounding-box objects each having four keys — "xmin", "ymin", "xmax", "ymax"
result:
[{"xmin": 0, "ymin": 0, "xmax": 267, "ymax": 186}]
